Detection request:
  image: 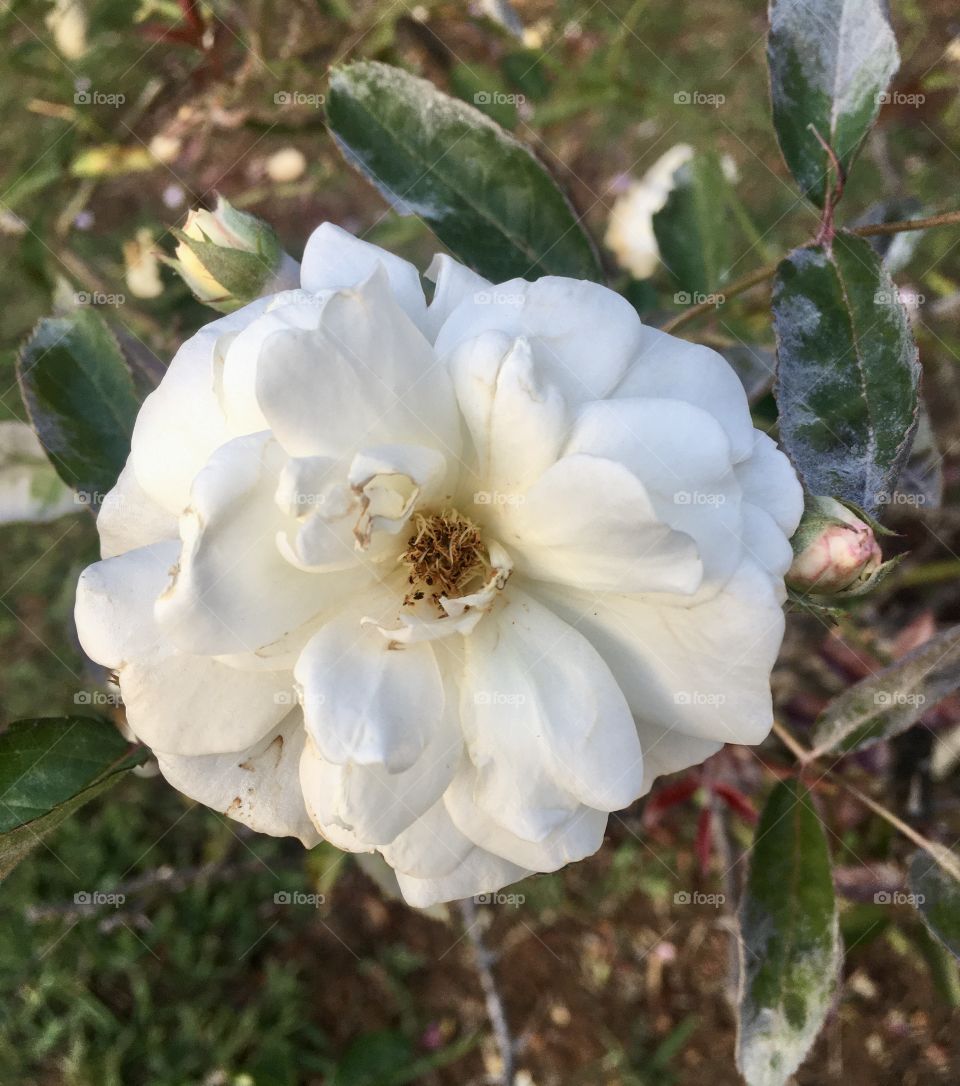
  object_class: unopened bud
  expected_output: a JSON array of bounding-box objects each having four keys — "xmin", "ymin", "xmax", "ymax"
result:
[
  {"xmin": 168, "ymin": 195, "xmax": 299, "ymax": 312},
  {"xmin": 787, "ymin": 496, "xmax": 884, "ymax": 595}
]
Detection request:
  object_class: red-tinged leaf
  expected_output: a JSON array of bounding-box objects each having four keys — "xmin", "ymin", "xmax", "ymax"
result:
[
  {"xmin": 714, "ymin": 783, "xmax": 759, "ymax": 824},
  {"xmin": 644, "ymin": 775, "xmax": 701, "ymax": 824}
]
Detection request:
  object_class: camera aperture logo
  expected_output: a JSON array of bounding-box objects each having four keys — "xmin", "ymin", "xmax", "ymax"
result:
[
  {"xmin": 74, "ymin": 890, "xmax": 125, "ymax": 908},
  {"xmin": 674, "ymin": 890, "xmax": 725, "ymax": 907},
  {"xmin": 75, "ymin": 690, "xmax": 122, "ymax": 707},
  {"xmin": 673, "ymin": 90, "xmax": 725, "ymax": 108},
  {"xmin": 74, "ymin": 88, "xmax": 125, "ymax": 109},
  {"xmin": 74, "ymin": 291, "xmax": 125, "ymax": 308},
  {"xmin": 274, "ymin": 91, "xmax": 325, "ymax": 109},
  {"xmin": 274, "ymin": 890, "xmax": 325, "ymax": 908},
  {"xmin": 874, "ymin": 890, "xmax": 924, "ymax": 906},
  {"xmin": 474, "ymin": 91, "xmax": 525, "ymax": 106},
  {"xmin": 474, "ymin": 891, "xmax": 525, "ymax": 907},
  {"xmin": 674, "ymin": 291, "xmax": 725, "ymax": 307},
  {"xmin": 474, "ymin": 690, "xmax": 526, "ymax": 706},
  {"xmin": 873, "ymin": 690, "xmax": 925, "ymax": 708}
]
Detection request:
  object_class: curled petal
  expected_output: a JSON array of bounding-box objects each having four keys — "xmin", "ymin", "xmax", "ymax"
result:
[
  {"xmin": 506, "ymin": 454, "xmax": 703, "ymax": 595},
  {"xmin": 294, "ymin": 595, "xmax": 448, "ymax": 772},
  {"xmin": 158, "ymin": 714, "xmax": 319, "ymax": 845},
  {"xmin": 156, "ymin": 433, "xmax": 359, "ymax": 656},
  {"xmin": 301, "ymin": 221, "xmax": 427, "ymax": 329}
]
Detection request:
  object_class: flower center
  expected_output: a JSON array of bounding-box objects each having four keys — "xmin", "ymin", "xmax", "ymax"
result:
[{"xmin": 401, "ymin": 509, "xmax": 489, "ymax": 606}]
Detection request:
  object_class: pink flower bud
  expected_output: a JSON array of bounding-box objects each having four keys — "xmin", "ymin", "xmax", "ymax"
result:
[{"xmin": 787, "ymin": 496, "xmax": 883, "ymax": 594}]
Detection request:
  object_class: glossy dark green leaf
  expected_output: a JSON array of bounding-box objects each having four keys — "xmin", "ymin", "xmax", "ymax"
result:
[
  {"xmin": 773, "ymin": 231, "xmax": 919, "ymax": 513},
  {"xmin": 811, "ymin": 626, "xmax": 960, "ymax": 758},
  {"xmin": 17, "ymin": 308, "xmax": 139, "ymax": 507},
  {"xmin": 653, "ymin": 153, "xmax": 731, "ymax": 297},
  {"xmin": 908, "ymin": 851, "xmax": 960, "ymax": 961},
  {"xmin": 326, "ymin": 61, "xmax": 601, "ymax": 282},
  {"xmin": 737, "ymin": 780, "xmax": 840, "ymax": 1086},
  {"xmin": 0, "ymin": 717, "xmax": 146, "ymax": 879},
  {"xmin": 768, "ymin": 0, "xmax": 899, "ymax": 206}
]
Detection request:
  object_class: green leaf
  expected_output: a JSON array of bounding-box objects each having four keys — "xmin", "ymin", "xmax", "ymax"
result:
[
  {"xmin": 909, "ymin": 851, "xmax": 960, "ymax": 961},
  {"xmin": 326, "ymin": 61, "xmax": 601, "ymax": 282},
  {"xmin": 17, "ymin": 308, "xmax": 140, "ymax": 506},
  {"xmin": 773, "ymin": 231, "xmax": 920, "ymax": 514},
  {"xmin": 0, "ymin": 717, "xmax": 146, "ymax": 879},
  {"xmin": 448, "ymin": 62, "xmax": 518, "ymax": 129},
  {"xmin": 810, "ymin": 625, "xmax": 960, "ymax": 757},
  {"xmin": 653, "ymin": 153, "xmax": 731, "ymax": 296},
  {"xmin": 737, "ymin": 780, "xmax": 840, "ymax": 1086},
  {"xmin": 768, "ymin": 0, "xmax": 900, "ymax": 206}
]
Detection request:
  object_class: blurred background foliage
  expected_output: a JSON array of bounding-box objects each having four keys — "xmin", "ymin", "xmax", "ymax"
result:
[{"xmin": 1, "ymin": 0, "xmax": 959, "ymax": 1083}]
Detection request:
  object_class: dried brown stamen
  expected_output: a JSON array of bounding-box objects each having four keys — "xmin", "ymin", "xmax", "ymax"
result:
[{"xmin": 401, "ymin": 510, "xmax": 489, "ymax": 605}]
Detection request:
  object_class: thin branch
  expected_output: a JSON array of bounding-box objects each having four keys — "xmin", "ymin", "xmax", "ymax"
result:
[
  {"xmin": 458, "ymin": 898, "xmax": 515, "ymax": 1086},
  {"xmin": 660, "ymin": 208, "xmax": 960, "ymax": 334},
  {"xmin": 852, "ymin": 208, "xmax": 960, "ymax": 238},
  {"xmin": 770, "ymin": 720, "xmax": 960, "ymax": 883},
  {"xmin": 660, "ymin": 264, "xmax": 776, "ymax": 333}
]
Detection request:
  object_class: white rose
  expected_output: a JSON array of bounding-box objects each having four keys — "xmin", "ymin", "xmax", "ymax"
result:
[
  {"xmin": 75, "ymin": 224, "xmax": 803, "ymax": 908},
  {"xmin": 604, "ymin": 144, "xmax": 694, "ymax": 280}
]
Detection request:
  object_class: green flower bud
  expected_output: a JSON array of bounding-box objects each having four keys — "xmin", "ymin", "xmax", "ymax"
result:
[{"xmin": 168, "ymin": 195, "xmax": 299, "ymax": 312}]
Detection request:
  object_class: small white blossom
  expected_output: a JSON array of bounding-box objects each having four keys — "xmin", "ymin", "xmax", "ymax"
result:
[{"xmin": 604, "ymin": 144, "xmax": 694, "ymax": 279}]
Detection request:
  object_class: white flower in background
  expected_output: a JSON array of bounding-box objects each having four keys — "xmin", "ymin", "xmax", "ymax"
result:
[
  {"xmin": 605, "ymin": 147, "xmax": 739, "ymax": 280},
  {"xmin": 265, "ymin": 147, "xmax": 308, "ymax": 184},
  {"xmin": 124, "ymin": 228, "xmax": 164, "ymax": 299},
  {"xmin": 75, "ymin": 224, "xmax": 803, "ymax": 907},
  {"xmin": 0, "ymin": 420, "xmax": 76, "ymax": 525},
  {"xmin": 46, "ymin": 0, "xmax": 88, "ymax": 60},
  {"xmin": 604, "ymin": 144, "xmax": 694, "ymax": 279}
]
